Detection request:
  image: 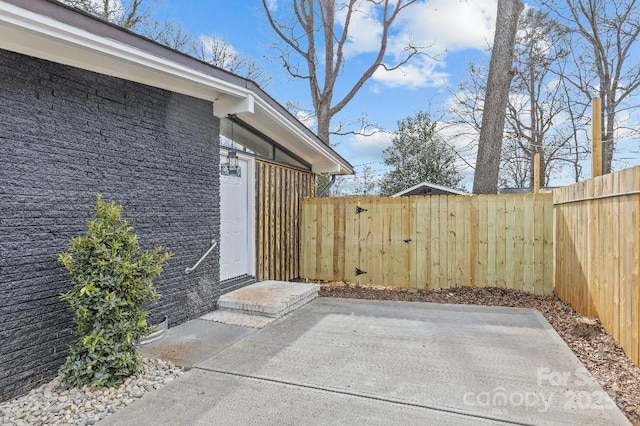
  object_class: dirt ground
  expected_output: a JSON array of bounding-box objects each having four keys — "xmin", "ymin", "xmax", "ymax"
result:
[{"xmin": 319, "ymin": 283, "xmax": 640, "ymax": 424}]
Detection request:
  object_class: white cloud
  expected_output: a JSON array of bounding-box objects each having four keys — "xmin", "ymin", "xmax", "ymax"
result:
[
  {"xmin": 364, "ymin": 0, "xmax": 497, "ymax": 89},
  {"xmin": 508, "ymin": 92, "xmax": 529, "ymax": 112},
  {"xmin": 266, "ymin": 0, "xmax": 497, "ymax": 90},
  {"xmin": 199, "ymin": 35, "xmax": 237, "ymax": 55},
  {"xmin": 265, "ymin": 0, "xmax": 278, "ymax": 12},
  {"xmin": 401, "ymin": 0, "xmax": 497, "ymax": 54},
  {"xmin": 340, "ymin": 1, "xmax": 383, "ymax": 57},
  {"xmin": 198, "ymin": 35, "xmax": 239, "ymax": 69},
  {"xmin": 345, "ymin": 130, "xmax": 394, "ymax": 163},
  {"xmin": 296, "ymin": 111, "xmax": 316, "ymax": 129},
  {"xmin": 339, "ymin": 0, "xmax": 490, "ymax": 58},
  {"xmin": 372, "ymin": 60, "xmax": 449, "ymax": 89},
  {"xmin": 437, "ymin": 122, "xmax": 478, "ymax": 155}
]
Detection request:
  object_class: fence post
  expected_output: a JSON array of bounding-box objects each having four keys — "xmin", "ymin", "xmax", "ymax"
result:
[
  {"xmin": 534, "ymin": 153, "xmax": 541, "ymax": 194},
  {"xmin": 592, "ymin": 97, "xmax": 603, "ymax": 178}
]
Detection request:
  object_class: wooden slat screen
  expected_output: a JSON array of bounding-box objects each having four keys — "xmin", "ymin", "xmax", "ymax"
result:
[{"xmin": 255, "ymin": 160, "xmax": 315, "ymax": 281}]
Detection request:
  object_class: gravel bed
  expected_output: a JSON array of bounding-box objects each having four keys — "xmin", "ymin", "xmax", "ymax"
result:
[
  {"xmin": 0, "ymin": 358, "xmax": 182, "ymax": 426},
  {"xmin": 320, "ymin": 283, "xmax": 640, "ymax": 425}
]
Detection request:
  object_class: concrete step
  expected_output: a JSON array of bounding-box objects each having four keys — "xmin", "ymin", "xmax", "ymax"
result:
[
  {"xmin": 200, "ymin": 281, "xmax": 320, "ymax": 328},
  {"xmin": 220, "ymin": 274, "xmax": 255, "ymax": 294}
]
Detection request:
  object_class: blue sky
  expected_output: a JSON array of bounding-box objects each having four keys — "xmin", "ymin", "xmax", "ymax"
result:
[
  {"xmin": 150, "ymin": 0, "xmax": 630, "ymax": 192},
  {"xmin": 147, "ymin": 0, "xmax": 508, "ymax": 190}
]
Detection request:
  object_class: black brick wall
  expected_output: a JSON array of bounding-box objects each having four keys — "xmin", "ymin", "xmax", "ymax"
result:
[{"xmin": 0, "ymin": 49, "xmax": 221, "ymax": 400}]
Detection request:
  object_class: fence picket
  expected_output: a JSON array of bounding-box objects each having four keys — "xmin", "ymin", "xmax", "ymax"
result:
[
  {"xmin": 300, "ymin": 193, "xmax": 553, "ymax": 294},
  {"xmin": 553, "ymin": 165, "xmax": 640, "ymax": 367},
  {"xmin": 446, "ymin": 196, "xmax": 456, "ymax": 288},
  {"xmin": 476, "ymin": 196, "xmax": 488, "ymax": 287},
  {"xmin": 345, "ymin": 197, "xmax": 359, "ymax": 284},
  {"xmin": 415, "ymin": 198, "xmax": 430, "ymax": 289}
]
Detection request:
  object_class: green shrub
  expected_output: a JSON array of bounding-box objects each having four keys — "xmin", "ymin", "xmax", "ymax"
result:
[{"xmin": 58, "ymin": 194, "xmax": 172, "ymax": 388}]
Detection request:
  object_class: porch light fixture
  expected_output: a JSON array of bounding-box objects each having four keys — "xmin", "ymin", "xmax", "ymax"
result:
[
  {"xmin": 221, "ymin": 117, "xmax": 241, "ymax": 177},
  {"xmin": 221, "ymin": 149, "xmax": 241, "ymax": 177},
  {"xmin": 227, "ymin": 149, "xmax": 239, "ymax": 171}
]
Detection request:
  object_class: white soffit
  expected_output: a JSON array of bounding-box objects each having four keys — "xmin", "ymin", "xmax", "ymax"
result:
[{"xmin": 243, "ymin": 99, "xmax": 352, "ymax": 174}]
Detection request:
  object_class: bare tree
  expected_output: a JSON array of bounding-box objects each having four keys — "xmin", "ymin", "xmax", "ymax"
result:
[
  {"xmin": 61, "ymin": 0, "xmax": 271, "ymax": 85},
  {"xmin": 449, "ymin": 63, "xmax": 486, "ymax": 135},
  {"xmin": 543, "ymin": 0, "xmax": 640, "ymax": 174},
  {"xmin": 473, "ymin": 0, "xmax": 524, "ymax": 194},
  {"xmin": 447, "ymin": 62, "xmax": 487, "ymax": 169},
  {"xmin": 193, "ymin": 36, "xmax": 271, "ymax": 87},
  {"xmin": 352, "ymin": 165, "xmax": 378, "ymax": 196},
  {"xmin": 61, "ymin": 0, "xmax": 147, "ymax": 29},
  {"xmin": 504, "ymin": 8, "xmax": 576, "ymax": 187},
  {"xmin": 63, "ymin": 0, "xmax": 190, "ymax": 50},
  {"xmin": 499, "ymin": 138, "xmax": 531, "ymax": 188},
  {"xmin": 451, "ymin": 9, "xmax": 588, "ymax": 188},
  {"xmin": 452, "ymin": 62, "xmax": 543, "ymax": 188},
  {"xmin": 332, "ymin": 113, "xmax": 386, "ymax": 138},
  {"xmin": 142, "ymin": 20, "xmax": 192, "ymax": 51},
  {"xmin": 261, "ymin": 0, "xmax": 420, "ymax": 144}
]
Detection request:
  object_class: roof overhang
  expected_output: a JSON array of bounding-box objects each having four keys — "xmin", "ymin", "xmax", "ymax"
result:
[
  {"xmin": 0, "ymin": 0, "xmax": 353, "ymax": 175},
  {"xmin": 239, "ymin": 99, "xmax": 349, "ymax": 174}
]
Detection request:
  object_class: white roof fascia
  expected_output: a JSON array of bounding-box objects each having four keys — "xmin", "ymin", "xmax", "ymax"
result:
[{"xmin": 0, "ymin": 1, "xmax": 253, "ymax": 111}]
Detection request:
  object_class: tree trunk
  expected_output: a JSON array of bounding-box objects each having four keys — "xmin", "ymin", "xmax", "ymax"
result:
[
  {"xmin": 316, "ymin": 105, "xmax": 331, "ymax": 145},
  {"xmin": 473, "ymin": 0, "xmax": 524, "ymax": 194},
  {"xmin": 603, "ymin": 101, "xmax": 615, "ymax": 174}
]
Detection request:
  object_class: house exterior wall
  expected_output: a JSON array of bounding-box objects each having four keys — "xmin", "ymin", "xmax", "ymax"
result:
[{"xmin": 0, "ymin": 49, "xmax": 221, "ymax": 400}]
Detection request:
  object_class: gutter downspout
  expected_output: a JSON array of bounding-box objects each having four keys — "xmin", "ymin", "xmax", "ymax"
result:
[{"xmin": 317, "ymin": 175, "xmax": 337, "ymax": 197}]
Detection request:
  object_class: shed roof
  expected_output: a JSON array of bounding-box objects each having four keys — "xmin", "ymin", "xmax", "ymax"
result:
[
  {"xmin": 391, "ymin": 181, "xmax": 469, "ymax": 197},
  {"xmin": 0, "ymin": 0, "xmax": 354, "ymax": 175}
]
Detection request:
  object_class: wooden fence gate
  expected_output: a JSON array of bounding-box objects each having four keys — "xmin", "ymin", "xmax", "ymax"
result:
[{"xmin": 301, "ymin": 194, "xmax": 554, "ymax": 294}]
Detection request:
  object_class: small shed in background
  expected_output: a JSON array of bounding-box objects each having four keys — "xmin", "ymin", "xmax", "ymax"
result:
[{"xmin": 392, "ymin": 181, "xmax": 469, "ymax": 197}]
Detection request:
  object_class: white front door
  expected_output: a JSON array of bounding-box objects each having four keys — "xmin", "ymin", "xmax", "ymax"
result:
[{"xmin": 219, "ymin": 153, "xmax": 254, "ymax": 281}]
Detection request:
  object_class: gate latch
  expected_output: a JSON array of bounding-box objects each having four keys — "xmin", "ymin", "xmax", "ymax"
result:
[
  {"xmin": 355, "ymin": 268, "xmax": 367, "ymax": 276},
  {"xmin": 355, "ymin": 206, "xmax": 368, "ymax": 214}
]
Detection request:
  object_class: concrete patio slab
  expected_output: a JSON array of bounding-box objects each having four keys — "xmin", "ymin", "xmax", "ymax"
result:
[
  {"xmin": 102, "ymin": 369, "xmax": 504, "ymax": 425},
  {"xmin": 200, "ymin": 310, "xmax": 276, "ymax": 328},
  {"xmin": 104, "ymin": 298, "xmax": 629, "ymax": 425},
  {"xmin": 138, "ymin": 319, "xmax": 255, "ymax": 368}
]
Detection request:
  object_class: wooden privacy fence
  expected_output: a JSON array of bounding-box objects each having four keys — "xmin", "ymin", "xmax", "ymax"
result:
[
  {"xmin": 554, "ymin": 165, "xmax": 640, "ymax": 366},
  {"xmin": 301, "ymin": 194, "xmax": 554, "ymax": 294}
]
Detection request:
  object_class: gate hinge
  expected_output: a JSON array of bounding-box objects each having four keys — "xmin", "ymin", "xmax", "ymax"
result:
[
  {"xmin": 355, "ymin": 267, "xmax": 367, "ymax": 276},
  {"xmin": 355, "ymin": 206, "xmax": 368, "ymax": 214}
]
